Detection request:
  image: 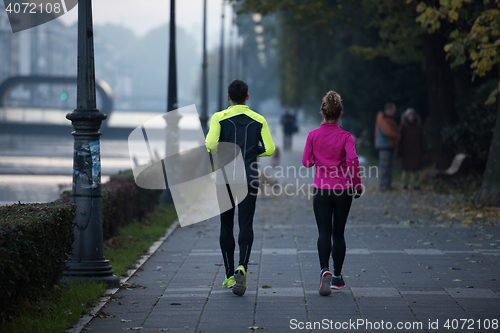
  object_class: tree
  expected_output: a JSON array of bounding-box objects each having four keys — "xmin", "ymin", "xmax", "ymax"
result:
[
  {"xmin": 234, "ymin": 0, "xmax": 454, "ymax": 162},
  {"xmin": 412, "ymin": 0, "xmax": 500, "ymax": 205}
]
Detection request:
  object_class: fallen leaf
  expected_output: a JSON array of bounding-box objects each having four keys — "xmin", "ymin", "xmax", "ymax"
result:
[
  {"xmin": 262, "ymin": 285, "xmax": 272, "ymax": 289},
  {"xmin": 96, "ymin": 310, "xmax": 111, "ymax": 318},
  {"xmin": 121, "ymin": 319, "xmax": 132, "ymax": 323},
  {"xmin": 170, "ymin": 303, "xmax": 181, "ymax": 305},
  {"xmin": 153, "ymin": 328, "xmax": 168, "ymax": 332},
  {"xmin": 452, "ymin": 279, "xmax": 463, "ymax": 282}
]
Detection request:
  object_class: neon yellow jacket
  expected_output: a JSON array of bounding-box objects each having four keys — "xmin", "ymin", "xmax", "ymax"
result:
[{"xmin": 206, "ymin": 104, "xmax": 275, "ymax": 184}]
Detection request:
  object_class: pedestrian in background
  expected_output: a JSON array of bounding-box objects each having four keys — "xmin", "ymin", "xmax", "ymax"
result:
[
  {"xmin": 397, "ymin": 108, "xmax": 427, "ymax": 190},
  {"xmin": 302, "ymin": 91, "xmax": 362, "ymax": 296},
  {"xmin": 374, "ymin": 102, "xmax": 398, "ymax": 191},
  {"xmin": 281, "ymin": 109, "xmax": 297, "ymax": 151}
]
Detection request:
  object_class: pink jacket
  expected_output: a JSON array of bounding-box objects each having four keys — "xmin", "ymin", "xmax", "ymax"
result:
[{"xmin": 302, "ymin": 123, "xmax": 361, "ymax": 190}]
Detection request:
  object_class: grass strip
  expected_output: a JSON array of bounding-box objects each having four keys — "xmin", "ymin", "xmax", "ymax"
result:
[
  {"xmin": 104, "ymin": 206, "xmax": 177, "ymax": 277},
  {"xmin": 1, "ymin": 206, "xmax": 177, "ymax": 333},
  {"xmin": 0, "ymin": 281, "xmax": 106, "ymax": 333}
]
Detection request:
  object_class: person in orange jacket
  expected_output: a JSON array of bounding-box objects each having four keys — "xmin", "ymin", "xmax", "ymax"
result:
[{"xmin": 374, "ymin": 102, "xmax": 399, "ymax": 190}]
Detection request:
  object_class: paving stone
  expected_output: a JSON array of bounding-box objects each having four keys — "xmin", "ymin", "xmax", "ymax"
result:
[{"xmin": 82, "ymin": 148, "xmax": 500, "ymax": 333}]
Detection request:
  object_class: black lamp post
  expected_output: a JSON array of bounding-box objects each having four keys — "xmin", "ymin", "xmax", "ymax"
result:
[
  {"xmin": 161, "ymin": 0, "xmax": 181, "ymax": 205},
  {"xmin": 218, "ymin": 0, "xmax": 225, "ymax": 112},
  {"xmin": 64, "ymin": 0, "xmax": 119, "ymax": 286},
  {"xmin": 200, "ymin": 0, "xmax": 208, "ymax": 135}
]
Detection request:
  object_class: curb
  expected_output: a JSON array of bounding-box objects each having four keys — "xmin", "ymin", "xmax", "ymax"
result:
[{"xmin": 66, "ymin": 219, "xmax": 180, "ymax": 333}]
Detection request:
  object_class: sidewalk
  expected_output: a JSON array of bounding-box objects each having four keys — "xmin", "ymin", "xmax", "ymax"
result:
[{"xmin": 81, "ymin": 130, "xmax": 500, "ymax": 333}]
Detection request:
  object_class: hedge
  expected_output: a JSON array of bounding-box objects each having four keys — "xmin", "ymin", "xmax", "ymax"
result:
[
  {"xmin": 0, "ymin": 202, "xmax": 76, "ymax": 319},
  {"xmin": 103, "ymin": 170, "xmax": 162, "ymax": 239},
  {"xmin": 0, "ymin": 170, "xmax": 163, "ymax": 319},
  {"xmin": 59, "ymin": 169, "xmax": 163, "ymax": 240}
]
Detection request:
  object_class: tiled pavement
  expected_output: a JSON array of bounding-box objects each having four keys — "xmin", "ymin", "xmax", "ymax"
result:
[
  {"xmin": 80, "ymin": 127, "xmax": 499, "ymax": 333},
  {"xmin": 81, "ymin": 186, "xmax": 499, "ymax": 332}
]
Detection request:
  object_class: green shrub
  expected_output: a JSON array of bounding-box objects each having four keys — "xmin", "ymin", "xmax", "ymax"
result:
[
  {"xmin": 0, "ymin": 203, "xmax": 76, "ymax": 319},
  {"xmin": 59, "ymin": 169, "xmax": 162, "ymax": 241},
  {"xmin": 109, "ymin": 170, "xmax": 162, "ymax": 222}
]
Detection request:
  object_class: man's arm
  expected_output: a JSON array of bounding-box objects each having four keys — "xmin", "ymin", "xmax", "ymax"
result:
[
  {"xmin": 258, "ymin": 118, "xmax": 275, "ymax": 157},
  {"xmin": 205, "ymin": 113, "xmax": 221, "ymax": 153}
]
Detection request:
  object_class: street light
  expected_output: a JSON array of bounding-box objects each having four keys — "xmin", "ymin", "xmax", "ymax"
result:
[
  {"xmin": 252, "ymin": 13, "xmax": 262, "ymax": 23},
  {"xmin": 200, "ymin": 0, "xmax": 208, "ymax": 135},
  {"xmin": 217, "ymin": 0, "xmax": 225, "ymax": 112},
  {"xmin": 64, "ymin": 0, "xmax": 119, "ymax": 286},
  {"xmin": 161, "ymin": 0, "xmax": 181, "ymax": 205}
]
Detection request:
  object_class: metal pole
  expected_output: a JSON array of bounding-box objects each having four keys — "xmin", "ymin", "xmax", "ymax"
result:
[
  {"xmin": 218, "ymin": 0, "xmax": 225, "ymax": 111},
  {"xmin": 64, "ymin": 0, "xmax": 119, "ymax": 286},
  {"xmin": 200, "ymin": 0, "xmax": 208, "ymax": 135},
  {"xmin": 161, "ymin": 0, "xmax": 181, "ymax": 205},
  {"xmin": 167, "ymin": 0, "xmax": 178, "ymax": 113},
  {"xmin": 228, "ymin": 5, "xmax": 234, "ymax": 81}
]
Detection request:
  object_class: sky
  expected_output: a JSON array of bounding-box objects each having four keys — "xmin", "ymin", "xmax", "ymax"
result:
[{"xmin": 57, "ymin": 0, "xmax": 238, "ymax": 49}]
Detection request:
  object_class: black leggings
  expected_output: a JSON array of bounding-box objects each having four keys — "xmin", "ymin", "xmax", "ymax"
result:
[
  {"xmin": 313, "ymin": 188, "xmax": 352, "ymax": 276},
  {"xmin": 218, "ymin": 185, "xmax": 258, "ymax": 278}
]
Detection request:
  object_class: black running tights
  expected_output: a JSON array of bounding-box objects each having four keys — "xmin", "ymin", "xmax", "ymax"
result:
[
  {"xmin": 313, "ymin": 188, "xmax": 352, "ymax": 276},
  {"xmin": 219, "ymin": 185, "xmax": 258, "ymax": 278}
]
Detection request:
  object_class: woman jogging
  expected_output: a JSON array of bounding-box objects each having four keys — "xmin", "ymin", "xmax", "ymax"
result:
[{"xmin": 302, "ymin": 91, "xmax": 362, "ymax": 296}]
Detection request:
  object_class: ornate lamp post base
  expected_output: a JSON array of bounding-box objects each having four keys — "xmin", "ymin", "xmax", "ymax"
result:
[
  {"xmin": 64, "ymin": 108, "xmax": 119, "ymax": 287},
  {"xmin": 62, "ymin": 260, "xmax": 119, "ymax": 285}
]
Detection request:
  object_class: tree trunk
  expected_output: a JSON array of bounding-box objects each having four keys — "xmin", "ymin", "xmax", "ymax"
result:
[
  {"xmin": 478, "ymin": 67, "xmax": 500, "ymax": 206},
  {"xmin": 423, "ymin": 33, "xmax": 458, "ymax": 169}
]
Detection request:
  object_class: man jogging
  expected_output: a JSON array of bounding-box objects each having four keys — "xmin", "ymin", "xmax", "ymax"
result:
[{"xmin": 205, "ymin": 79, "xmax": 275, "ymax": 296}]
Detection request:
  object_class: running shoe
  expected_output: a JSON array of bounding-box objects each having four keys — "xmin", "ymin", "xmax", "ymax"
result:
[
  {"xmin": 331, "ymin": 275, "xmax": 345, "ymax": 290},
  {"xmin": 222, "ymin": 275, "xmax": 236, "ymax": 289},
  {"xmin": 319, "ymin": 269, "xmax": 332, "ymax": 296},
  {"xmin": 233, "ymin": 265, "xmax": 247, "ymax": 296}
]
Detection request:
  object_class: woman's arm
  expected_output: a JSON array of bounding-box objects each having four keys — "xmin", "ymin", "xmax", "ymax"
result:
[
  {"xmin": 345, "ymin": 134, "xmax": 362, "ymax": 192},
  {"xmin": 302, "ymin": 132, "xmax": 315, "ymax": 168}
]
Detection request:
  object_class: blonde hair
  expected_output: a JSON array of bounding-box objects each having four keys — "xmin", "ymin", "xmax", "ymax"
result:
[{"xmin": 321, "ymin": 91, "xmax": 343, "ymax": 121}]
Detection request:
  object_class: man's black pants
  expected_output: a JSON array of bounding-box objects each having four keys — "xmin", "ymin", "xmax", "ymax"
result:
[{"xmin": 218, "ymin": 184, "xmax": 258, "ymax": 278}]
